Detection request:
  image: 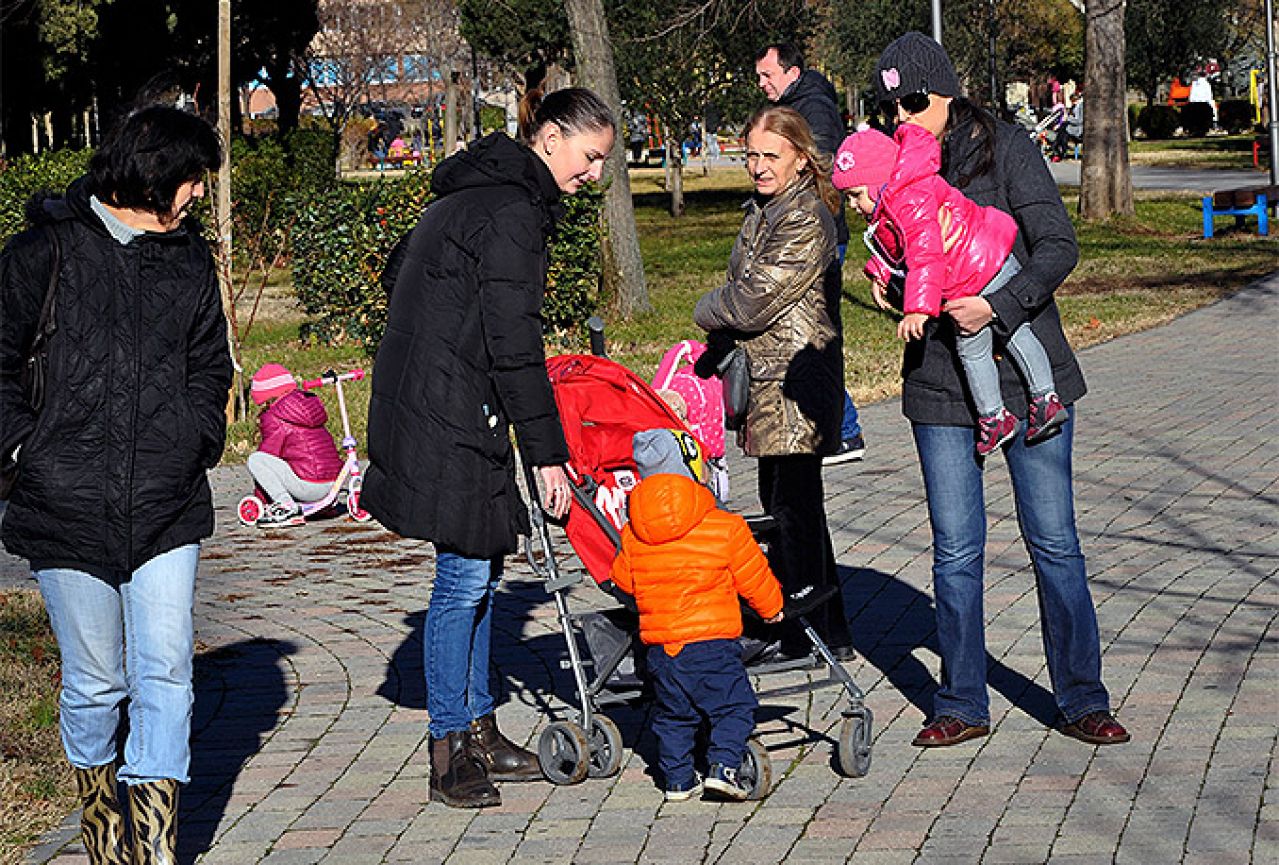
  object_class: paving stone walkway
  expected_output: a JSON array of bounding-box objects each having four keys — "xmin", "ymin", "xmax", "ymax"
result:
[{"xmin": 24, "ymin": 272, "xmax": 1279, "ymax": 864}]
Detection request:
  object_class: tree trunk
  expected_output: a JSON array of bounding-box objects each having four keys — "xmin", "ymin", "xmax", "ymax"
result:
[
  {"xmin": 445, "ymin": 70, "xmax": 459, "ymax": 153},
  {"xmin": 667, "ymin": 142, "xmax": 685, "ymax": 217},
  {"xmin": 563, "ymin": 0, "xmax": 651, "ymax": 317},
  {"xmin": 1079, "ymin": 0, "xmax": 1134, "ymax": 220}
]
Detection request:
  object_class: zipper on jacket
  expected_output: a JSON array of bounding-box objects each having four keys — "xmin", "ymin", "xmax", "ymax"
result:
[{"xmin": 125, "ymin": 244, "xmax": 142, "ymax": 570}]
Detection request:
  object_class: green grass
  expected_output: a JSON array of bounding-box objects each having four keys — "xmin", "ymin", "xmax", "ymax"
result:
[{"xmin": 1129, "ymin": 133, "xmax": 1265, "ymax": 170}]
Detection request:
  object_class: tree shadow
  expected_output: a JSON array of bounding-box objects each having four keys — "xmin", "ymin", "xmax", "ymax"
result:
[
  {"xmin": 179, "ymin": 638, "xmax": 297, "ymax": 863},
  {"xmin": 836, "ymin": 564, "xmax": 1060, "ymax": 727}
]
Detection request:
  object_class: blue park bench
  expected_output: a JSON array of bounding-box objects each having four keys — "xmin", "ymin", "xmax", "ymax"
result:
[{"xmin": 1201, "ymin": 185, "xmax": 1277, "ymax": 238}]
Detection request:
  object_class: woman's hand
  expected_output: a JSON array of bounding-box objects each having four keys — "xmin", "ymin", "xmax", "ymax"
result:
[
  {"xmin": 869, "ymin": 278, "xmax": 894, "ymax": 312},
  {"xmin": 897, "ymin": 312, "xmax": 930, "ymax": 341},
  {"xmin": 538, "ymin": 464, "xmax": 573, "ymax": 519},
  {"xmin": 944, "ymin": 296, "xmax": 995, "ymax": 336}
]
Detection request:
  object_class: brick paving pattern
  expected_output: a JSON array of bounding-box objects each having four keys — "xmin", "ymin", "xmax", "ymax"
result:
[{"xmin": 24, "ymin": 273, "xmax": 1279, "ymax": 864}]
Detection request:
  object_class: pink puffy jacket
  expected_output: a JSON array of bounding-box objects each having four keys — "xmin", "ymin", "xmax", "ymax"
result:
[
  {"xmin": 258, "ymin": 390, "xmax": 344, "ymax": 482},
  {"xmin": 864, "ymin": 123, "xmax": 1018, "ymax": 317}
]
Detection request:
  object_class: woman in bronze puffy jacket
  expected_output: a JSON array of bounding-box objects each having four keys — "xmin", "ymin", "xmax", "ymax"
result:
[{"xmin": 693, "ymin": 105, "xmax": 851, "ymax": 660}]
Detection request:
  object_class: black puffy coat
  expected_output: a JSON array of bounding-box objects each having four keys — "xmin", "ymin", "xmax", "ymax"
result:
[
  {"xmin": 362, "ymin": 133, "xmax": 570, "ymax": 558},
  {"xmin": 0, "ymin": 178, "xmax": 232, "ymax": 583}
]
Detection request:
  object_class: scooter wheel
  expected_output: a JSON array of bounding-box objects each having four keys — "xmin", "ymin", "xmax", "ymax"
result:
[
  {"xmin": 346, "ymin": 490, "xmax": 372, "ymax": 522},
  {"xmin": 238, "ymin": 495, "xmax": 265, "ymax": 527}
]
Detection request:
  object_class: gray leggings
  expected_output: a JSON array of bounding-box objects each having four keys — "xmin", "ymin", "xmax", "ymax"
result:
[
  {"xmin": 955, "ymin": 255, "xmax": 1056, "ymax": 416},
  {"xmin": 246, "ymin": 451, "xmax": 335, "ymax": 508}
]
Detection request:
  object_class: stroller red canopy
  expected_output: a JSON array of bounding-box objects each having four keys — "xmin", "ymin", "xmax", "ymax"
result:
[{"xmin": 546, "ymin": 354, "xmax": 694, "ymax": 585}]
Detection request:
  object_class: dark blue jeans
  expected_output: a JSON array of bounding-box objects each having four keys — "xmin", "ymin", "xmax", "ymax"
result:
[
  {"xmin": 647, "ymin": 640, "xmax": 757, "ymax": 788},
  {"xmin": 425, "ymin": 549, "xmax": 502, "ymax": 737},
  {"xmin": 912, "ymin": 410, "xmax": 1112, "ymax": 726}
]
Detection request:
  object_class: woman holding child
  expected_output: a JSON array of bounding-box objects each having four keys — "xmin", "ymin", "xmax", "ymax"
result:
[
  {"xmin": 363, "ymin": 86, "xmax": 615, "ymax": 808},
  {"xmin": 866, "ymin": 32, "xmax": 1128, "ymax": 747},
  {"xmin": 693, "ymin": 105, "xmax": 852, "ymax": 661}
]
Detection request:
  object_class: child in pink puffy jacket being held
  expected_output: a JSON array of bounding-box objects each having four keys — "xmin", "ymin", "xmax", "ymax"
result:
[
  {"xmin": 832, "ymin": 125, "xmax": 1067, "ymax": 456},
  {"xmin": 246, "ymin": 364, "xmax": 344, "ymax": 526}
]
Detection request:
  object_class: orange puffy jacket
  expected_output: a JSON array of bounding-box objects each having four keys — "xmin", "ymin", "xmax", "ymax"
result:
[{"xmin": 609, "ymin": 473, "xmax": 783, "ymax": 655}]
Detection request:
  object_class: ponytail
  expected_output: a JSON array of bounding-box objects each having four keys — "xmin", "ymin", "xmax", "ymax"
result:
[{"xmin": 518, "ymin": 86, "xmax": 616, "ymax": 145}]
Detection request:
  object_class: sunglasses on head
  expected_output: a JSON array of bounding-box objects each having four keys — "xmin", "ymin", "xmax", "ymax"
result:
[{"xmin": 879, "ymin": 89, "xmax": 931, "ymax": 118}]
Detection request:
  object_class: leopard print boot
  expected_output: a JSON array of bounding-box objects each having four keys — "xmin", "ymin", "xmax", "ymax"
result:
[{"xmin": 73, "ymin": 764, "xmax": 129, "ymax": 865}]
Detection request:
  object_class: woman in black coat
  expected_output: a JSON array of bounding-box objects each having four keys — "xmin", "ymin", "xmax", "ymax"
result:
[
  {"xmin": 0, "ymin": 106, "xmax": 231, "ymax": 864},
  {"xmin": 869, "ymin": 33, "xmax": 1128, "ymax": 750},
  {"xmin": 363, "ymin": 87, "xmax": 616, "ymax": 808}
]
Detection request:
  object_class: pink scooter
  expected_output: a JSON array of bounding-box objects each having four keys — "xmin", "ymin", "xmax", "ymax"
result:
[{"xmin": 237, "ymin": 368, "xmax": 373, "ymax": 526}]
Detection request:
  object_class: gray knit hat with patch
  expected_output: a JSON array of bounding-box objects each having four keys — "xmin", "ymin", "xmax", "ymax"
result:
[{"xmin": 874, "ymin": 32, "xmax": 963, "ymax": 104}]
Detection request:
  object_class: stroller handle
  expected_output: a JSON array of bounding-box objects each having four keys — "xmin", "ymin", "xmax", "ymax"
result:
[{"xmin": 302, "ymin": 368, "xmax": 366, "ymax": 390}]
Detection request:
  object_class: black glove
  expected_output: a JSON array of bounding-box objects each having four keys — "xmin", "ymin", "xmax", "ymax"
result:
[{"xmin": 695, "ymin": 331, "xmax": 737, "ymax": 379}]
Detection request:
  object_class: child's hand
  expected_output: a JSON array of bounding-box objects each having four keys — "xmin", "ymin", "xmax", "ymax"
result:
[
  {"xmin": 897, "ymin": 312, "xmax": 929, "ymax": 341},
  {"xmin": 869, "ymin": 278, "xmax": 894, "ymax": 311},
  {"xmin": 765, "ymin": 611, "xmax": 784, "ymax": 624}
]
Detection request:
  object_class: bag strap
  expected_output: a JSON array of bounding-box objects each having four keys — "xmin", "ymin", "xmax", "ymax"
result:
[{"xmin": 35, "ymin": 224, "xmax": 62, "ymax": 343}]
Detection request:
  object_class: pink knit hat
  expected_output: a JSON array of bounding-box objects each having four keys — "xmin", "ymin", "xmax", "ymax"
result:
[
  {"xmin": 251, "ymin": 363, "xmax": 296, "ymax": 405},
  {"xmin": 831, "ymin": 129, "xmax": 899, "ymax": 196}
]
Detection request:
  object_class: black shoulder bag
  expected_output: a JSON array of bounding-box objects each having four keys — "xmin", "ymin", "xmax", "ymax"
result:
[{"xmin": 0, "ymin": 226, "xmax": 62, "ymax": 499}]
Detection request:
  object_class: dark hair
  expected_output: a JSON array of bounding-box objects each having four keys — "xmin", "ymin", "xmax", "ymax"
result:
[
  {"xmin": 941, "ymin": 98, "xmax": 998, "ymax": 190},
  {"xmin": 89, "ymin": 105, "xmax": 222, "ymax": 216},
  {"xmin": 756, "ymin": 42, "xmax": 805, "ymax": 72},
  {"xmin": 517, "ymin": 87, "xmax": 616, "ymax": 145}
]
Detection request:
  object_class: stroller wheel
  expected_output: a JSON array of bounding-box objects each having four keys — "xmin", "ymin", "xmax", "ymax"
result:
[
  {"xmin": 346, "ymin": 490, "xmax": 372, "ymax": 522},
  {"xmin": 739, "ymin": 739, "xmax": 772, "ymax": 800},
  {"xmin": 586, "ymin": 714, "xmax": 624, "ymax": 778},
  {"xmin": 237, "ymin": 495, "xmax": 265, "ymax": 527},
  {"xmin": 837, "ymin": 708, "xmax": 874, "ymax": 778},
  {"xmin": 537, "ymin": 721, "xmax": 591, "ymax": 785}
]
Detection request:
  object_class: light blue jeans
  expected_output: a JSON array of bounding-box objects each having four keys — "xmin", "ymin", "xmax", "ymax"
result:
[
  {"xmin": 955, "ymin": 256, "xmax": 1056, "ymax": 416},
  {"xmin": 425, "ymin": 549, "xmax": 502, "ymax": 738},
  {"xmin": 36, "ymin": 544, "xmax": 199, "ymax": 784},
  {"xmin": 912, "ymin": 413, "xmax": 1111, "ymax": 726}
]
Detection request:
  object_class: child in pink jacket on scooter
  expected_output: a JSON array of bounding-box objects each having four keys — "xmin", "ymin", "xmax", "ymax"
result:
[
  {"xmin": 246, "ymin": 363, "xmax": 344, "ymax": 526},
  {"xmin": 832, "ymin": 123, "xmax": 1067, "ymax": 455}
]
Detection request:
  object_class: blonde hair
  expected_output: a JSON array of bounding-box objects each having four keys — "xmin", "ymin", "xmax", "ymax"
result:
[{"xmin": 742, "ymin": 105, "xmax": 841, "ymax": 214}]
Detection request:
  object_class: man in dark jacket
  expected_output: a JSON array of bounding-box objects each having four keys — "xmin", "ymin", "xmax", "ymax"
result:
[
  {"xmin": 0, "ymin": 104, "xmax": 231, "ymax": 864},
  {"xmin": 756, "ymin": 43, "xmax": 866, "ymax": 464}
]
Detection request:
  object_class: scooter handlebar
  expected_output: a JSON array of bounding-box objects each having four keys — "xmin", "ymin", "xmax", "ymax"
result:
[{"xmin": 302, "ymin": 368, "xmax": 366, "ymax": 390}]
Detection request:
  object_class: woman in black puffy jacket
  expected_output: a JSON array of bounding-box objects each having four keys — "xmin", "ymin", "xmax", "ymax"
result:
[
  {"xmin": 363, "ymin": 87, "xmax": 615, "ymax": 809},
  {"xmin": 0, "ymin": 105, "xmax": 231, "ymax": 865}
]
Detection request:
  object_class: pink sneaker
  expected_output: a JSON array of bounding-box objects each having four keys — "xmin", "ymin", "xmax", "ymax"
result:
[
  {"xmin": 976, "ymin": 409, "xmax": 1018, "ymax": 456},
  {"xmin": 1026, "ymin": 393, "xmax": 1067, "ymax": 443}
]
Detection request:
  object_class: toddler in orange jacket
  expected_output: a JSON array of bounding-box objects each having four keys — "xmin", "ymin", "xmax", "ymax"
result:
[{"xmin": 610, "ymin": 430, "xmax": 783, "ymax": 802}]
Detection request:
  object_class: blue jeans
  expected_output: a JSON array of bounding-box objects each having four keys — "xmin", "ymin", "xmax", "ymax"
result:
[
  {"xmin": 911, "ymin": 412, "xmax": 1111, "ymax": 726},
  {"xmin": 835, "ymin": 242, "xmax": 862, "ymax": 441},
  {"xmin": 37, "ymin": 544, "xmax": 199, "ymax": 784},
  {"xmin": 956, "ymin": 256, "xmax": 1055, "ymax": 415},
  {"xmin": 647, "ymin": 640, "xmax": 757, "ymax": 787},
  {"xmin": 425, "ymin": 548, "xmax": 502, "ymax": 738}
]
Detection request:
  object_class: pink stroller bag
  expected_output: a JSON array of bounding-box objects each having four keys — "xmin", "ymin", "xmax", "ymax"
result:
[{"xmin": 651, "ymin": 339, "xmax": 726, "ymax": 459}]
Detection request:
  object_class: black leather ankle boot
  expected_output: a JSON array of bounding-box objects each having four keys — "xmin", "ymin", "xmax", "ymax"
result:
[{"xmin": 468, "ymin": 713, "xmax": 543, "ymax": 781}]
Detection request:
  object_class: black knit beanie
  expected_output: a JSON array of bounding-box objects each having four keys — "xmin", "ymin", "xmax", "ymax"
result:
[{"xmin": 874, "ymin": 32, "xmax": 963, "ymax": 104}]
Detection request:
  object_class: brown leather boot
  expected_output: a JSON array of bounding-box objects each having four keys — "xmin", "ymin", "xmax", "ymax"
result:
[
  {"xmin": 430, "ymin": 730, "xmax": 500, "ymax": 808},
  {"xmin": 73, "ymin": 765, "xmax": 129, "ymax": 865},
  {"xmin": 468, "ymin": 713, "xmax": 543, "ymax": 781},
  {"xmin": 127, "ymin": 779, "xmax": 179, "ymax": 865}
]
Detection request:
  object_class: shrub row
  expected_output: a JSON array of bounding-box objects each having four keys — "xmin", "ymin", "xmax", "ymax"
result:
[
  {"xmin": 1133, "ymin": 99, "xmax": 1258, "ymax": 139},
  {"xmin": 0, "ymin": 149, "xmax": 92, "ymax": 243}
]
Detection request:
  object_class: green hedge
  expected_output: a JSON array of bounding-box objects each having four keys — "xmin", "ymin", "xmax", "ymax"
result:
[
  {"xmin": 1137, "ymin": 105, "xmax": 1179, "ymax": 139},
  {"xmin": 1217, "ymin": 100, "xmax": 1254, "ymax": 135},
  {"xmin": 1179, "ymin": 103, "xmax": 1213, "ymax": 138},
  {"xmin": 0, "ymin": 150, "xmax": 92, "ymax": 243},
  {"xmin": 291, "ymin": 172, "xmax": 606, "ymax": 357}
]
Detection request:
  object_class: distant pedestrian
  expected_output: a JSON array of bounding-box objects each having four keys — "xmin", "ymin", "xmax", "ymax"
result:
[
  {"xmin": 0, "ymin": 104, "xmax": 231, "ymax": 863},
  {"xmin": 363, "ymin": 86, "xmax": 616, "ymax": 808},
  {"xmin": 872, "ymin": 32, "xmax": 1129, "ymax": 749}
]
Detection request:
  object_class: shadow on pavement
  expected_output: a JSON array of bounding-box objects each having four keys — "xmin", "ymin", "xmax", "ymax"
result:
[
  {"xmin": 837, "ymin": 565, "xmax": 1060, "ymax": 727},
  {"xmin": 180, "ymin": 638, "xmax": 297, "ymax": 864}
]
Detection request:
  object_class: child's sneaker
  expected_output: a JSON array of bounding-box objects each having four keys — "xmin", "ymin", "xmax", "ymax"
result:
[
  {"xmin": 1026, "ymin": 392, "xmax": 1067, "ymax": 443},
  {"xmin": 703, "ymin": 763, "xmax": 750, "ymax": 801},
  {"xmin": 975, "ymin": 409, "xmax": 1018, "ymax": 456},
  {"xmin": 257, "ymin": 503, "xmax": 305, "ymax": 527},
  {"xmin": 664, "ymin": 773, "xmax": 703, "ymax": 802}
]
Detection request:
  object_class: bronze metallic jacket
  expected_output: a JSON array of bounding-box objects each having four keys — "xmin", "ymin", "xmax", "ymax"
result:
[{"xmin": 694, "ymin": 174, "xmax": 843, "ymax": 457}]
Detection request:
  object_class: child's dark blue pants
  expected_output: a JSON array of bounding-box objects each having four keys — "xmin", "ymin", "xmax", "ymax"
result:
[{"xmin": 647, "ymin": 639, "xmax": 758, "ymax": 788}]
